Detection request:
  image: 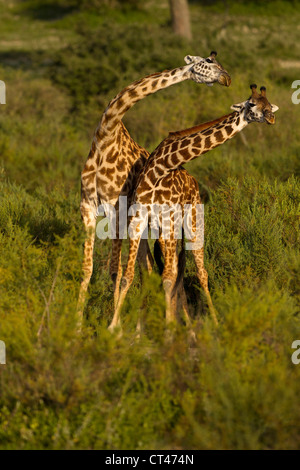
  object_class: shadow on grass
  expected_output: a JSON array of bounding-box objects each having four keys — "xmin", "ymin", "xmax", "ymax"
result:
[
  {"xmin": 19, "ymin": 1, "xmax": 77, "ymax": 21},
  {"xmin": 0, "ymin": 50, "xmax": 52, "ymax": 71}
]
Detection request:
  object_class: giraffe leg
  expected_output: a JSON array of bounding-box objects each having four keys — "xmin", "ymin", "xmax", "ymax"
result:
[
  {"xmin": 191, "ymin": 247, "xmax": 218, "ymax": 325},
  {"xmin": 162, "ymin": 239, "xmax": 178, "ymax": 325},
  {"xmin": 135, "ymin": 239, "xmax": 154, "ymax": 337},
  {"xmin": 179, "ymin": 281, "xmax": 192, "ymax": 326},
  {"xmin": 173, "ymin": 240, "xmax": 196, "ymax": 342},
  {"xmin": 137, "ymin": 239, "xmax": 154, "ymax": 274},
  {"xmin": 185, "ymin": 191, "xmax": 218, "ymax": 326},
  {"xmin": 77, "ymin": 210, "xmax": 96, "ymax": 331},
  {"xmin": 108, "ymin": 237, "xmax": 142, "ymax": 332},
  {"xmin": 159, "ymin": 237, "xmax": 191, "ymax": 323},
  {"xmin": 158, "ymin": 237, "xmax": 191, "ymax": 326},
  {"xmin": 159, "ymin": 238, "xmax": 166, "ymax": 258},
  {"xmin": 110, "ymin": 238, "xmax": 123, "ymax": 308}
]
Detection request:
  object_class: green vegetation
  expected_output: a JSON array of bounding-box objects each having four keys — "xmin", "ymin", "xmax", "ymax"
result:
[{"xmin": 0, "ymin": 0, "xmax": 300, "ymax": 449}]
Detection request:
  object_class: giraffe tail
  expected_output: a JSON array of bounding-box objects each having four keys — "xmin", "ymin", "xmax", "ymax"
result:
[
  {"xmin": 154, "ymin": 237, "xmax": 186, "ymax": 297},
  {"xmin": 154, "ymin": 239, "xmax": 164, "ymax": 275},
  {"xmin": 172, "ymin": 236, "xmax": 186, "ymax": 299}
]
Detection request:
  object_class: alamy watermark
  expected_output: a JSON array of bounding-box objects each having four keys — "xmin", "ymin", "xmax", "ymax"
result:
[
  {"xmin": 0, "ymin": 80, "xmax": 5, "ymax": 104},
  {"xmin": 0, "ymin": 340, "xmax": 6, "ymax": 364},
  {"xmin": 95, "ymin": 197, "xmax": 204, "ymax": 250},
  {"xmin": 291, "ymin": 80, "xmax": 300, "ymax": 104},
  {"xmin": 291, "ymin": 340, "xmax": 300, "ymax": 365}
]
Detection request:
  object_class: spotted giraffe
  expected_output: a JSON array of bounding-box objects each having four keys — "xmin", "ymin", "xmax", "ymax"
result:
[
  {"xmin": 77, "ymin": 52, "xmax": 231, "ymax": 328},
  {"xmin": 111, "ymin": 85, "xmax": 279, "ymax": 330}
]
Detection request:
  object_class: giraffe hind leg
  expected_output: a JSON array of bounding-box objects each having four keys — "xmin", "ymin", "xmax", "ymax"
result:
[
  {"xmin": 162, "ymin": 239, "xmax": 178, "ymax": 325},
  {"xmin": 191, "ymin": 247, "xmax": 218, "ymax": 325},
  {"xmin": 135, "ymin": 239, "xmax": 154, "ymax": 337},
  {"xmin": 77, "ymin": 210, "xmax": 96, "ymax": 331},
  {"xmin": 108, "ymin": 236, "xmax": 142, "ymax": 332},
  {"xmin": 156, "ymin": 237, "xmax": 192, "ymax": 328}
]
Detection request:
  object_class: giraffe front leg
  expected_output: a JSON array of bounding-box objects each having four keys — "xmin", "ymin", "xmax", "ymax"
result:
[
  {"xmin": 110, "ymin": 238, "xmax": 123, "ymax": 308},
  {"xmin": 108, "ymin": 236, "xmax": 141, "ymax": 332},
  {"xmin": 192, "ymin": 247, "xmax": 218, "ymax": 326}
]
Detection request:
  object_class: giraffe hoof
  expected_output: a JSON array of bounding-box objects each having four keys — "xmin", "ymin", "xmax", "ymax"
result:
[
  {"xmin": 108, "ymin": 323, "xmax": 123, "ymax": 337},
  {"xmin": 210, "ymin": 310, "xmax": 219, "ymax": 326},
  {"xmin": 164, "ymin": 327, "xmax": 175, "ymax": 344},
  {"xmin": 188, "ymin": 329, "xmax": 197, "ymax": 346},
  {"xmin": 75, "ymin": 318, "xmax": 83, "ymax": 335}
]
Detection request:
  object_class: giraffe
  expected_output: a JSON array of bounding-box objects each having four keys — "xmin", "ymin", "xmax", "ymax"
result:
[
  {"xmin": 77, "ymin": 52, "xmax": 231, "ymax": 328},
  {"xmin": 111, "ymin": 84, "xmax": 279, "ymax": 330}
]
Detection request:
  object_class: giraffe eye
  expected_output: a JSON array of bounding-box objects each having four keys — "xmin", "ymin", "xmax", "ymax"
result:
[
  {"xmin": 249, "ymin": 103, "xmax": 255, "ymax": 108},
  {"xmin": 206, "ymin": 58, "xmax": 213, "ymax": 63}
]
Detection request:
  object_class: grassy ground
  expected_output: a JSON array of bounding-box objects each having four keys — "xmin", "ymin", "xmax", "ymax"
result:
[{"xmin": 0, "ymin": 0, "xmax": 300, "ymax": 449}]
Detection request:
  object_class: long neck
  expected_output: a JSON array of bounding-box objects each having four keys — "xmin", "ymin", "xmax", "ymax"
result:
[
  {"xmin": 100, "ymin": 65, "xmax": 192, "ymax": 133},
  {"xmin": 149, "ymin": 111, "xmax": 248, "ymax": 172}
]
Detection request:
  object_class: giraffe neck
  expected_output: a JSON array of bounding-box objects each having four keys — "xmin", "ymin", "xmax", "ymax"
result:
[
  {"xmin": 145, "ymin": 111, "xmax": 248, "ymax": 181},
  {"xmin": 100, "ymin": 65, "xmax": 192, "ymax": 134}
]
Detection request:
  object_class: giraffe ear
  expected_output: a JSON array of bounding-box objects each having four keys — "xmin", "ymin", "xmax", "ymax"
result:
[
  {"xmin": 230, "ymin": 101, "xmax": 247, "ymax": 111},
  {"xmin": 184, "ymin": 55, "xmax": 203, "ymax": 65},
  {"xmin": 271, "ymin": 104, "xmax": 279, "ymax": 113},
  {"xmin": 184, "ymin": 55, "xmax": 194, "ymax": 64}
]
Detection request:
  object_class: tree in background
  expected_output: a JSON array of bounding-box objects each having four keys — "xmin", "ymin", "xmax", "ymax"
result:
[{"xmin": 169, "ymin": 0, "xmax": 192, "ymax": 40}]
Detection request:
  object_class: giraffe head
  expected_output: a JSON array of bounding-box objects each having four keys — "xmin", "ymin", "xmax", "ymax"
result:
[
  {"xmin": 184, "ymin": 51, "xmax": 231, "ymax": 87},
  {"xmin": 231, "ymin": 84, "xmax": 279, "ymax": 124}
]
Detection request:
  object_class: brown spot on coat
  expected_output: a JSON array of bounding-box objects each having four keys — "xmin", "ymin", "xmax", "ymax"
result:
[
  {"xmin": 105, "ymin": 167, "xmax": 115, "ymax": 178},
  {"xmin": 225, "ymin": 125, "xmax": 233, "ymax": 136},
  {"xmin": 180, "ymin": 138, "xmax": 190, "ymax": 148},
  {"xmin": 147, "ymin": 169, "xmax": 155, "ymax": 183},
  {"xmin": 117, "ymin": 158, "xmax": 126, "ymax": 172},
  {"xmin": 171, "ymin": 153, "xmax": 180, "ymax": 166},
  {"xmin": 140, "ymin": 181, "xmax": 152, "ymax": 192},
  {"xmin": 129, "ymin": 89, "xmax": 138, "ymax": 99},
  {"xmin": 202, "ymin": 128, "xmax": 213, "ymax": 136},
  {"xmin": 215, "ymin": 130, "xmax": 224, "ymax": 142},
  {"xmin": 116, "ymin": 98, "xmax": 124, "ymax": 109},
  {"xmin": 156, "ymin": 166, "xmax": 164, "ymax": 176},
  {"xmin": 171, "ymin": 141, "xmax": 179, "ymax": 152},
  {"xmin": 179, "ymin": 148, "xmax": 191, "ymax": 160},
  {"xmin": 106, "ymin": 149, "xmax": 118, "ymax": 163},
  {"xmin": 205, "ymin": 137, "xmax": 211, "ymax": 149},
  {"xmin": 84, "ymin": 164, "xmax": 95, "ymax": 172}
]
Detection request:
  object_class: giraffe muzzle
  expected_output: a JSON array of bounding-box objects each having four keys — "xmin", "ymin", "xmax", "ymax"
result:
[
  {"xmin": 265, "ymin": 113, "xmax": 275, "ymax": 125},
  {"xmin": 218, "ymin": 72, "xmax": 231, "ymax": 87}
]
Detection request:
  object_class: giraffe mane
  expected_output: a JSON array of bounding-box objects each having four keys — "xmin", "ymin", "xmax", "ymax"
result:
[{"xmin": 167, "ymin": 112, "xmax": 235, "ymax": 139}]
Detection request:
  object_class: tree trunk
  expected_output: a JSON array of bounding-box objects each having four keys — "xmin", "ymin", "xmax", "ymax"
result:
[{"xmin": 169, "ymin": 0, "xmax": 192, "ymax": 40}]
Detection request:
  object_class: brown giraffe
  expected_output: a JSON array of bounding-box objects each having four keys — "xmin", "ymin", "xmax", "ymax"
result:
[
  {"xmin": 77, "ymin": 52, "xmax": 231, "ymax": 328},
  {"xmin": 111, "ymin": 85, "xmax": 279, "ymax": 330}
]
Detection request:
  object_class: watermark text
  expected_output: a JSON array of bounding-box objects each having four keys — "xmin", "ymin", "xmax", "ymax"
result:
[
  {"xmin": 0, "ymin": 340, "xmax": 6, "ymax": 364},
  {"xmin": 95, "ymin": 198, "xmax": 204, "ymax": 251},
  {"xmin": 0, "ymin": 80, "xmax": 5, "ymax": 104}
]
